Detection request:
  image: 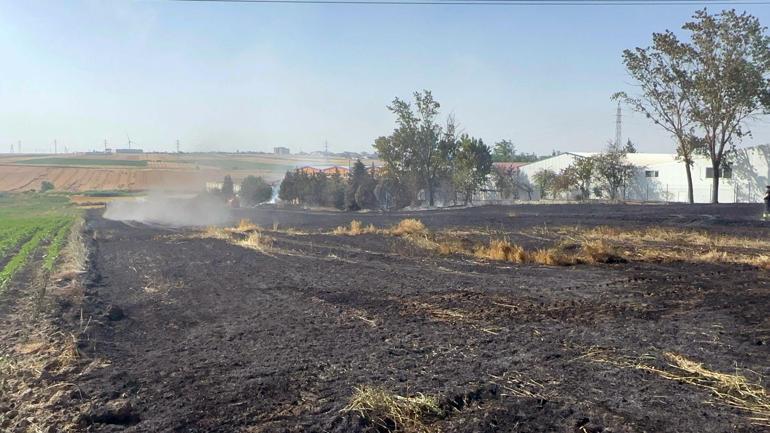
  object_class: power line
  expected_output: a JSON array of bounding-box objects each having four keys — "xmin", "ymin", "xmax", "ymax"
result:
[{"xmin": 171, "ymin": 0, "xmax": 770, "ymax": 5}]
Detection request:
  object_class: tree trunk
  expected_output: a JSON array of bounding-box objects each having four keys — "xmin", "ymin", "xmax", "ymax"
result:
[
  {"xmin": 428, "ymin": 183, "xmax": 434, "ymax": 207},
  {"xmin": 711, "ymin": 160, "xmax": 720, "ymax": 204},
  {"xmin": 685, "ymin": 163, "xmax": 694, "ymax": 204}
]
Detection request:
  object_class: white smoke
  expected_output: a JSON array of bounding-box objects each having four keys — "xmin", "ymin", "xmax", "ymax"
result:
[{"xmin": 104, "ymin": 191, "xmax": 233, "ymax": 227}]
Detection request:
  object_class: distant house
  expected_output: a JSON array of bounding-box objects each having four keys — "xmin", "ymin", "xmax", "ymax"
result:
[
  {"xmin": 274, "ymin": 147, "xmax": 290, "ymax": 155},
  {"xmin": 205, "ymin": 182, "xmax": 241, "ymax": 194},
  {"xmin": 115, "ymin": 148, "xmax": 143, "ymax": 154},
  {"xmin": 297, "ymin": 165, "xmax": 350, "ymax": 176},
  {"xmin": 321, "ymin": 166, "xmax": 349, "ymax": 176}
]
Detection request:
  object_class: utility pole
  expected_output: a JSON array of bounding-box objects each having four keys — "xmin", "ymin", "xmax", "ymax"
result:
[
  {"xmin": 54, "ymin": 139, "xmax": 57, "ymax": 154},
  {"xmin": 10, "ymin": 143, "xmax": 14, "ymax": 153},
  {"xmin": 104, "ymin": 139, "xmax": 108, "ymax": 152},
  {"xmin": 615, "ymin": 101, "xmax": 622, "ymax": 148}
]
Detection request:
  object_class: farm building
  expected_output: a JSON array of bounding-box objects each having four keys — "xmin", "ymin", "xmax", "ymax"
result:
[
  {"xmin": 114, "ymin": 148, "xmax": 144, "ymax": 154},
  {"xmin": 513, "ymin": 145, "xmax": 770, "ymax": 203},
  {"xmin": 205, "ymin": 181, "xmax": 241, "ymax": 193},
  {"xmin": 273, "ymin": 147, "xmax": 290, "ymax": 155}
]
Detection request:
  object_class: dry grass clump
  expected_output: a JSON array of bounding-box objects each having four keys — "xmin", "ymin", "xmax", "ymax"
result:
[
  {"xmin": 579, "ymin": 239, "xmax": 625, "ymax": 264},
  {"xmin": 435, "ymin": 240, "xmax": 469, "ymax": 256},
  {"xmin": 473, "ymin": 240, "xmax": 527, "ymax": 263},
  {"xmin": 389, "ymin": 219, "xmax": 427, "ymax": 236},
  {"xmin": 238, "ymin": 231, "xmax": 274, "ymax": 251},
  {"xmin": 201, "ymin": 221, "xmax": 274, "ymax": 251},
  {"xmin": 584, "ymin": 226, "xmax": 770, "ymax": 252},
  {"xmin": 663, "ymin": 353, "xmax": 770, "ymax": 425},
  {"xmin": 529, "ymin": 247, "xmax": 576, "ymax": 266},
  {"xmin": 333, "ymin": 220, "xmax": 378, "ymax": 236},
  {"xmin": 59, "ymin": 218, "xmax": 87, "ymax": 275},
  {"xmin": 587, "ymin": 349, "xmax": 770, "ymax": 426},
  {"xmin": 343, "ymin": 386, "xmax": 443, "ymax": 432},
  {"xmin": 747, "ymin": 254, "xmax": 770, "ymax": 270},
  {"xmin": 236, "ymin": 218, "xmax": 259, "ymax": 231}
]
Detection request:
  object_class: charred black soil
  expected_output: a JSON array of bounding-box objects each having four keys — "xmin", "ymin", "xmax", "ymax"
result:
[{"xmin": 65, "ymin": 204, "xmax": 770, "ymax": 432}]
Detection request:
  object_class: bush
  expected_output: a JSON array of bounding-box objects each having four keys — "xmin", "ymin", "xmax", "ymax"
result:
[
  {"xmin": 240, "ymin": 176, "xmax": 272, "ymax": 205},
  {"xmin": 40, "ymin": 181, "xmax": 54, "ymax": 192}
]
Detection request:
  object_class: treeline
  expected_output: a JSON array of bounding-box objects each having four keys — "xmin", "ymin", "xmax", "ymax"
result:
[
  {"xmin": 280, "ymin": 90, "xmax": 535, "ymax": 210},
  {"xmin": 278, "ymin": 161, "xmax": 379, "ymax": 210},
  {"xmin": 372, "ymin": 90, "xmax": 493, "ymax": 207}
]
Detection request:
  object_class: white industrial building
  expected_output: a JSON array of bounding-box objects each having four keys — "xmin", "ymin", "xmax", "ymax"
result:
[{"xmin": 514, "ymin": 145, "xmax": 770, "ymax": 203}]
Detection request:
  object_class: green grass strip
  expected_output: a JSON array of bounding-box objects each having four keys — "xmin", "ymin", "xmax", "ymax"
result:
[
  {"xmin": 42, "ymin": 219, "xmax": 74, "ymax": 272},
  {"xmin": 0, "ymin": 228, "xmax": 50, "ymax": 289},
  {"xmin": 0, "ymin": 223, "xmax": 40, "ymax": 261}
]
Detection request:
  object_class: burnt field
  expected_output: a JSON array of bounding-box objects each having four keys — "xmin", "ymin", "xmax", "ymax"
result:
[{"xmin": 14, "ymin": 203, "xmax": 770, "ymax": 432}]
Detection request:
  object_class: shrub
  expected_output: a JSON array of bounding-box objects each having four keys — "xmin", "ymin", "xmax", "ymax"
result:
[{"xmin": 40, "ymin": 181, "xmax": 54, "ymax": 192}]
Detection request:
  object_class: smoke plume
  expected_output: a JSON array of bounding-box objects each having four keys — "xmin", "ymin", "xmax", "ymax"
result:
[{"xmin": 104, "ymin": 191, "xmax": 233, "ymax": 227}]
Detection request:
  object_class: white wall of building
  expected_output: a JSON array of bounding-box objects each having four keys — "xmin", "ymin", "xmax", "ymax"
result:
[
  {"xmin": 518, "ymin": 153, "xmax": 579, "ymax": 200},
  {"xmin": 514, "ymin": 145, "xmax": 770, "ymax": 203}
]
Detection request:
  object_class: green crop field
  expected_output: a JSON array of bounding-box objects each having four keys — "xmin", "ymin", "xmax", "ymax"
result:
[
  {"xmin": 0, "ymin": 194, "xmax": 79, "ymax": 290},
  {"xmin": 15, "ymin": 157, "xmax": 148, "ymax": 167}
]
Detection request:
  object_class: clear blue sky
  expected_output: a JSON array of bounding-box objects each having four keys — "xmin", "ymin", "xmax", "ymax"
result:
[{"xmin": 1, "ymin": 0, "xmax": 769, "ymax": 154}]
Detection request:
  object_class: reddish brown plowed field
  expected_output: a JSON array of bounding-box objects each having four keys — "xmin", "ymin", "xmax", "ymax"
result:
[{"xmin": 53, "ymin": 204, "xmax": 770, "ymax": 432}]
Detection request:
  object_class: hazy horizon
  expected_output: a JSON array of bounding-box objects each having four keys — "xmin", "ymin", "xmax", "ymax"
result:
[{"xmin": 1, "ymin": 0, "xmax": 769, "ymax": 155}]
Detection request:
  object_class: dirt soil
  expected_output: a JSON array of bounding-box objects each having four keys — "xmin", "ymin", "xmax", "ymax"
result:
[{"xmin": 50, "ymin": 204, "xmax": 770, "ymax": 432}]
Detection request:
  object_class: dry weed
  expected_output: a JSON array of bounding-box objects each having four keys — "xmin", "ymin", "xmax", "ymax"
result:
[
  {"xmin": 238, "ymin": 231, "xmax": 274, "ymax": 251},
  {"xmin": 587, "ymin": 349, "xmax": 770, "ymax": 426},
  {"xmin": 236, "ymin": 218, "xmax": 259, "ymax": 231},
  {"xmin": 332, "ymin": 220, "xmax": 378, "ymax": 235},
  {"xmin": 388, "ymin": 219, "xmax": 427, "ymax": 236},
  {"xmin": 343, "ymin": 386, "xmax": 443, "ymax": 432},
  {"xmin": 579, "ymin": 239, "xmax": 625, "ymax": 264},
  {"xmin": 473, "ymin": 240, "xmax": 527, "ymax": 263},
  {"xmin": 529, "ymin": 248, "xmax": 576, "ymax": 266}
]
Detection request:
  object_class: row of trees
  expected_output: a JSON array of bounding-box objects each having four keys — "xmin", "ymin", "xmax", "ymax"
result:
[
  {"xmin": 279, "ymin": 91, "xmax": 497, "ymax": 210},
  {"xmin": 278, "ymin": 161, "xmax": 382, "ymax": 210},
  {"xmin": 374, "ymin": 90, "xmax": 493, "ymax": 207},
  {"xmin": 616, "ymin": 8, "xmax": 770, "ymax": 203}
]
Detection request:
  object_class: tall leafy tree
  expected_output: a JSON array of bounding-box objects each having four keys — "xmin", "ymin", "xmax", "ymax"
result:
[
  {"xmin": 594, "ymin": 142, "xmax": 636, "ymax": 201},
  {"xmin": 531, "ymin": 169, "xmax": 557, "ymax": 200},
  {"xmin": 453, "ymin": 135, "xmax": 493, "ymax": 204},
  {"xmin": 240, "ymin": 175, "xmax": 272, "ymax": 205},
  {"xmin": 221, "ymin": 175, "xmax": 234, "ymax": 197},
  {"xmin": 492, "ymin": 139, "xmax": 516, "ymax": 162},
  {"xmin": 683, "ymin": 9, "xmax": 770, "ymax": 203},
  {"xmin": 374, "ymin": 90, "xmax": 457, "ymax": 206},
  {"xmin": 563, "ymin": 156, "xmax": 596, "ymax": 200}
]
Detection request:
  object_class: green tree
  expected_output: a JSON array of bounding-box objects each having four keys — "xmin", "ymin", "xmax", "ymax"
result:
[
  {"xmin": 453, "ymin": 135, "xmax": 493, "ymax": 204},
  {"xmin": 683, "ymin": 9, "xmax": 770, "ymax": 203},
  {"xmin": 531, "ymin": 168, "xmax": 557, "ymax": 200},
  {"xmin": 374, "ymin": 90, "xmax": 458, "ymax": 207},
  {"xmin": 615, "ymin": 27, "xmax": 703, "ymax": 204},
  {"xmin": 492, "ymin": 139, "xmax": 515, "ymax": 162},
  {"xmin": 40, "ymin": 181, "xmax": 54, "ymax": 192},
  {"xmin": 221, "ymin": 175, "xmax": 234, "ymax": 197},
  {"xmin": 563, "ymin": 156, "xmax": 595, "ymax": 200},
  {"xmin": 594, "ymin": 142, "xmax": 636, "ymax": 201},
  {"xmin": 240, "ymin": 176, "xmax": 272, "ymax": 205},
  {"xmin": 278, "ymin": 171, "xmax": 297, "ymax": 203}
]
